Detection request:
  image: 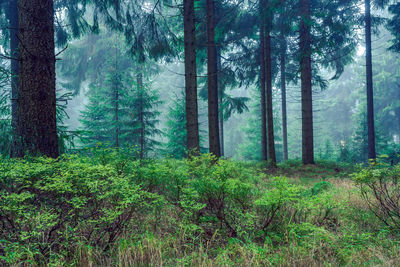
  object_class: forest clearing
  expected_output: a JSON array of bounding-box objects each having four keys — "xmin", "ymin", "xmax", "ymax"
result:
[{"xmin": 0, "ymin": 0, "xmax": 400, "ymax": 266}]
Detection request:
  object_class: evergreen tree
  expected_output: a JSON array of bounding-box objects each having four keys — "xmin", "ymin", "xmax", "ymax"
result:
[
  {"xmin": 164, "ymin": 93, "xmax": 187, "ymax": 158},
  {"xmin": 299, "ymin": 0, "xmax": 314, "ymax": 165},
  {"xmin": 124, "ymin": 69, "xmax": 162, "ymax": 158},
  {"xmin": 364, "ymin": 0, "xmax": 376, "ymax": 160},
  {"xmin": 183, "ymin": 0, "xmax": 200, "ymax": 155},
  {"xmin": 15, "ymin": 0, "xmax": 59, "ymax": 158},
  {"xmin": 79, "ymin": 55, "xmax": 161, "ymax": 158},
  {"xmin": 259, "ymin": 0, "xmax": 268, "ymax": 162},
  {"xmin": 206, "ymin": 0, "xmax": 221, "ymax": 158},
  {"xmin": 80, "ymin": 81, "xmax": 119, "ymax": 147},
  {"xmin": 388, "ymin": 2, "xmax": 400, "ymax": 52}
]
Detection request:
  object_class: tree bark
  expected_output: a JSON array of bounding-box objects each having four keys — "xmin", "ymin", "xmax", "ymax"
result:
[
  {"xmin": 299, "ymin": 0, "xmax": 314, "ymax": 164},
  {"xmin": 365, "ymin": 0, "xmax": 376, "ymax": 160},
  {"xmin": 9, "ymin": 0, "xmax": 19, "ymax": 157},
  {"xmin": 217, "ymin": 48, "xmax": 224, "ymax": 157},
  {"xmin": 259, "ymin": 0, "xmax": 268, "ymax": 161},
  {"xmin": 280, "ymin": 34, "xmax": 288, "ymax": 161},
  {"xmin": 16, "ymin": 0, "xmax": 59, "ymax": 158},
  {"xmin": 183, "ymin": 0, "xmax": 200, "ymax": 155},
  {"xmin": 206, "ymin": 0, "xmax": 221, "ymax": 158},
  {"xmin": 265, "ymin": 3, "xmax": 276, "ymax": 164}
]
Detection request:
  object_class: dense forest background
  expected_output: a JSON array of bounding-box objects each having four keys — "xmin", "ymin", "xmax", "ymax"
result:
[
  {"xmin": 0, "ymin": 0, "xmax": 398, "ymax": 164},
  {"xmin": 2, "ymin": 1, "xmax": 400, "ymax": 266}
]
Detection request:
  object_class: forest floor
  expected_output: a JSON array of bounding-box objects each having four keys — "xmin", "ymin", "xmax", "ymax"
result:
[{"xmin": 1, "ymin": 154, "xmax": 400, "ymax": 266}]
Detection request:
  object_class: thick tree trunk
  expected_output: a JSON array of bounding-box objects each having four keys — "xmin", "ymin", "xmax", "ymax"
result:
[
  {"xmin": 9, "ymin": 0, "xmax": 19, "ymax": 157},
  {"xmin": 206, "ymin": 0, "xmax": 221, "ymax": 158},
  {"xmin": 299, "ymin": 0, "xmax": 314, "ymax": 164},
  {"xmin": 365, "ymin": 0, "xmax": 376, "ymax": 160},
  {"xmin": 183, "ymin": 0, "xmax": 200, "ymax": 155},
  {"xmin": 280, "ymin": 34, "xmax": 288, "ymax": 161},
  {"xmin": 16, "ymin": 0, "xmax": 59, "ymax": 158},
  {"xmin": 259, "ymin": 0, "xmax": 268, "ymax": 161},
  {"xmin": 138, "ymin": 71, "xmax": 145, "ymax": 159},
  {"xmin": 217, "ymin": 48, "xmax": 224, "ymax": 157},
  {"xmin": 265, "ymin": 6, "xmax": 276, "ymax": 164}
]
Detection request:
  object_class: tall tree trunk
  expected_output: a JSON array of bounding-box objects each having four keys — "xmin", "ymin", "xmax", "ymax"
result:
[
  {"xmin": 259, "ymin": 0, "xmax": 268, "ymax": 161},
  {"xmin": 183, "ymin": 0, "xmax": 200, "ymax": 155},
  {"xmin": 265, "ymin": 3, "xmax": 276, "ymax": 164},
  {"xmin": 217, "ymin": 48, "xmax": 224, "ymax": 157},
  {"xmin": 299, "ymin": 0, "xmax": 314, "ymax": 164},
  {"xmin": 138, "ymin": 70, "xmax": 145, "ymax": 159},
  {"xmin": 365, "ymin": 0, "xmax": 376, "ymax": 160},
  {"xmin": 280, "ymin": 34, "xmax": 288, "ymax": 161},
  {"xmin": 206, "ymin": 0, "xmax": 221, "ymax": 158},
  {"xmin": 9, "ymin": 0, "xmax": 19, "ymax": 157},
  {"xmin": 16, "ymin": 0, "xmax": 59, "ymax": 158}
]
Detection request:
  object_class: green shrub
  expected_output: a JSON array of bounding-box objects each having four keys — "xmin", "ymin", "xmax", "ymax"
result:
[
  {"xmin": 0, "ymin": 156, "xmax": 161, "ymax": 264},
  {"xmin": 310, "ymin": 181, "xmax": 333, "ymax": 196},
  {"xmin": 353, "ymin": 162, "xmax": 400, "ymax": 230}
]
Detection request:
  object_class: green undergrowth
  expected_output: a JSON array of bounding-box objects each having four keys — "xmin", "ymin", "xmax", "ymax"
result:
[{"xmin": 0, "ymin": 151, "xmax": 399, "ymax": 266}]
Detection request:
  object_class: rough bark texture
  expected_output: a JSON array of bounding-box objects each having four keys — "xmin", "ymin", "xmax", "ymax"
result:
[
  {"xmin": 265, "ymin": 7, "xmax": 276, "ymax": 164},
  {"xmin": 206, "ymin": 0, "xmax": 221, "ymax": 158},
  {"xmin": 280, "ymin": 35, "xmax": 288, "ymax": 161},
  {"xmin": 183, "ymin": 0, "xmax": 200, "ymax": 155},
  {"xmin": 9, "ymin": 0, "xmax": 19, "ymax": 157},
  {"xmin": 16, "ymin": 0, "xmax": 59, "ymax": 158},
  {"xmin": 365, "ymin": 0, "xmax": 376, "ymax": 160},
  {"xmin": 259, "ymin": 0, "xmax": 268, "ymax": 161},
  {"xmin": 217, "ymin": 48, "xmax": 224, "ymax": 157},
  {"xmin": 299, "ymin": 0, "xmax": 314, "ymax": 164}
]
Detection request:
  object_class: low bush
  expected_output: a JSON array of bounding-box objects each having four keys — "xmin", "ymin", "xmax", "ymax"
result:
[
  {"xmin": 0, "ymin": 155, "xmax": 161, "ymax": 264},
  {"xmin": 353, "ymin": 162, "xmax": 400, "ymax": 229},
  {"xmin": 1, "ymin": 151, "xmax": 397, "ymax": 266}
]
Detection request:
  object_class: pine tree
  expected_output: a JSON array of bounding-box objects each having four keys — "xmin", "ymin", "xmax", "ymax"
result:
[
  {"xmin": 206, "ymin": 0, "xmax": 221, "ymax": 158},
  {"xmin": 364, "ymin": 0, "xmax": 376, "ymax": 160},
  {"xmin": 15, "ymin": 0, "xmax": 59, "ymax": 158},
  {"xmin": 299, "ymin": 0, "xmax": 314, "ymax": 165},
  {"xmin": 80, "ymin": 57, "xmax": 161, "ymax": 158},
  {"xmin": 124, "ymin": 69, "xmax": 161, "ymax": 158},
  {"xmin": 183, "ymin": 0, "xmax": 200, "ymax": 155},
  {"xmin": 259, "ymin": 0, "xmax": 268, "ymax": 161},
  {"xmin": 164, "ymin": 93, "xmax": 187, "ymax": 158},
  {"xmin": 80, "ymin": 82, "xmax": 116, "ymax": 147},
  {"xmin": 388, "ymin": 3, "xmax": 400, "ymax": 52}
]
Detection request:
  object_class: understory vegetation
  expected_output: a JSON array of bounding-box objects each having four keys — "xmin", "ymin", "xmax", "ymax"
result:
[{"xmin": 1, "ymin": 151, "xmax": 400, "ymax": 266}]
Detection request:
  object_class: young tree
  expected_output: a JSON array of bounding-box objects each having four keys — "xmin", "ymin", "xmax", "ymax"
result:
[
  {"xmin": 15, "ymin": 0, "xmax": 59, "ymax": 157},
  {"xmin": 125, "ymin": 68, "xmax": 161, "ymax": 159},
  {"xmin": 164, "ymin": 93, "xmax": 187, "ymax": 158},
  {"xmin": 80, "ymin": 80, "xmax": 120, "ymax": 147}
]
